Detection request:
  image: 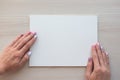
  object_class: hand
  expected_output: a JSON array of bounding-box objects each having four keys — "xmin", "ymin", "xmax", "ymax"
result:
[
  {"xmin": 0, "ymin": 32, "xmax": 37, "ymax": 74},
  {"xmin": 85, "ymin": 43, "xmax": 111, "ymax": 80}
]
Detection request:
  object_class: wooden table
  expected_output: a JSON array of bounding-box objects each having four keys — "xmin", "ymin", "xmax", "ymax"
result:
[{"xmin": 0, "ymin": 0, "xmax": 120, "ymax": 80}]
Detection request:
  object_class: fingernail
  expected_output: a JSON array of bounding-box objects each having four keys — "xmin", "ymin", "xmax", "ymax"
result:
[
  {"xmin": 97, "ymin": 42, "xmax": 103, "ymax": 50},
  {"xmin": 33, "ymin": 32, "xmax": 36, "ymax": 35},
  {"xmin": 106, "ymin": 51, "xmax": 109, "ymax": 55},
  {"xmin": 28, "ymin": 51, "xmax": 32, "ymax": 56},
  {"xmin": 88, "ymin": 57, "xmax": 92, "ymax": 62},
  {"xmin": 34, "ymin": 35, "xmax": 37, "ymax": 38},
  {"xmin": 99, "ymin": 44, "xmax": 104, "ymax": 51},
  {"xmin": 100, "ymin": 45, "xmax": 103, "ymax": 49},
  {"xmin": 30, "ymin": 31, "xmax": 36, "ymax": 34},
  {"xmin": 96, "ymin": 42, "xmax": 101, "ymax": 49}
]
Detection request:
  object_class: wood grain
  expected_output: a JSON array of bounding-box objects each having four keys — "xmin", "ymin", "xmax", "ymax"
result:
[{"xmin": 0, "ymin": 0, "xmax": 120, "ymax": 80}]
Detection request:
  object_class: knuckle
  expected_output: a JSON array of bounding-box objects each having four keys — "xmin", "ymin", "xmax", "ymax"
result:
[
  {"xmin": 25, "ymin": 43, "xmax": 30, "ymax": 48},
  {"xmin": 22, "ymin": 39, "xmax": 27, "ymax": 44},
  {"xmin": 85, "ymin": 73, "xmax": 90, "ymax": 79},
  {"xmin": 102, "ymin": 67, "xmax": 110, "ymax": 74},
  {"xmin": 25, "ymin": 55, "xmax": 29, "ymax": 60},
  {"xmin": 101, "ymin": 68, "xmax": 107, "ymax": 73},
  {"xmin": 95, "ymin": 67, "xmax": 110, "ymax": 74},
  {"xmin": 13, "ymin": 56, "xmax": 20, "ymax": 64},
  {"xmin": 13, "ymin": 53, "xmax": 18, "ymax": 58},
  {"xmin": 13, "ymin": 52, "xmax": 21, "ymax": 59},
  {"xmin": 93, "ymin": 54, "xmax": 97, "ymax": 59},
  {"xmin": 14, "ymin": 60, "xmax": 19, "ymax": 65},
  {"xmin": 87, "ymin": 62, "xmax": 91, "ymax": 68},
  {"xmin": 95, "ymin": 67, "xmax": 102, "ymax": 73}
]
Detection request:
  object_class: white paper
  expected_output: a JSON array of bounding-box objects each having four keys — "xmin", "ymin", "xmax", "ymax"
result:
[{"xmin": 29, "ymin": 15, "xmax": 97, "ymax": 66}]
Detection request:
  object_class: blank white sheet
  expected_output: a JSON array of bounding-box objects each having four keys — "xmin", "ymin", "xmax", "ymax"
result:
[{"xmin": 29, "ymin": 15, "xmax": 97, "ymax": 66}]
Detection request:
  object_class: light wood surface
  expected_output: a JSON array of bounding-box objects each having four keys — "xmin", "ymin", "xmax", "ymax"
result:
[{"xmin": 0, "ymin": 0, "xmax": 120, "ymax": 80}]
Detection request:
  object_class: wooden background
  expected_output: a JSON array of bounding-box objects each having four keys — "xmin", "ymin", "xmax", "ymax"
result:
[{"xmin": 0, "ymin": 0, "xmax": 120, "ymax": 80}]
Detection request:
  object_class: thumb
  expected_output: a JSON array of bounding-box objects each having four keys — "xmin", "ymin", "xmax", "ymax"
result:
[
  {"xmin": 18, "ymin": 51, "xmax": 31, "ymax": 68},
  {"xmin": 85, "ymin": 57, "xmax": 93, "ymax": 80}
]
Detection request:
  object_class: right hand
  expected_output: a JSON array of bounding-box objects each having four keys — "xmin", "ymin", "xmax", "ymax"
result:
[{"xmin": 85, "ymin": 43, "xmax": 111, "ymax": 80}]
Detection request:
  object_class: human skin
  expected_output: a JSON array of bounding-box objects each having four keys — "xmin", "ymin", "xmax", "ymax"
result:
[
  {"xmin": 85, "ymin": 43, "xmax": 111, "ymax": 80},
  {"xmin": 0, "ymin": 32, "xmax": 37, "ymax": 74},
  {"xmin": 0, "ymin": 32, "xmax": 110, "ymax": 80}
]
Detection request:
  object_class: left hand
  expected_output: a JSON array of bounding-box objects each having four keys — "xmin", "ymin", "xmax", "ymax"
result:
[{"xmin": 0, "ymin": 32, "xmax": 37, "ymax": 74}]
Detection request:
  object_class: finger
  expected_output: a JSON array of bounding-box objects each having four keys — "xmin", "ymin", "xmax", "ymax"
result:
[
  {"xmin": 99, "ymin": 45, "xmax": 110, "ymax": 69},
  {"xmin": 86, "ymin": 57, "xmax": 93, "ymax": 80},
  {"xmin": 20, "ymin": 36, "xmax": 37, "ymax": 55},
  {"xmin": 16, "ymin": 32, "xmax": 36, "ymax": 50},
  {"xmin": 91, "ymin": 44, "xmax": 100, "ymax": 68},
  {"xmin": 96, "ymin": 43, "xmax": 104, "ymax": 66},
  {"xmin": 101, "ymin": 50, "xmax": 107, "ymax": 65},
  {"xmin": 13, "ymin": 32, "xmax": 31, "ymax": 48},
  {"xmin": 99, "ymin": 46, "xmax": 106, "ymax": 63},
  {"xmin": 18, "ymin": 53, "xmax": 29, "ymax": 68},
  {"xmin": 8, "ymin": 34, "xmax": 23, "ymax": 47},
  {"xmin": 106, "ymin": 52, "xmax": 110, "ymax": 68}
]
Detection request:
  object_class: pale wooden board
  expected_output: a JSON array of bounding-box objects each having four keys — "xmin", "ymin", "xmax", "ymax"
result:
[{"xmin": 0, "ymin": 0, "xmax": 120, "ymax": 80}]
